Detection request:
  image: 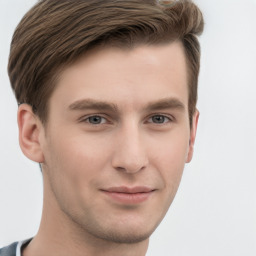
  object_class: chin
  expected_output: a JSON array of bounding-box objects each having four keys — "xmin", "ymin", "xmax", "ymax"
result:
[
  {"xmin": 89, "ymin": 226, "xmax": 154, "ymax": 244},
  {"xmin": 77, "ymin": 214, "xmax": 159, "ymax": 245}
]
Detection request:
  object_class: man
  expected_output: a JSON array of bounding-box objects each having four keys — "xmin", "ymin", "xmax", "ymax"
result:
[{"xmin": 0, "ymin": 0, "xmax": 204, "ymax": 255}]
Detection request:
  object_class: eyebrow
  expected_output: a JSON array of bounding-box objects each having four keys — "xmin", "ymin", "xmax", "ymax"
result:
[
  {"xmin": 144, "ymin": 97, "xmax": 185, "ymax": 112},
  {"xmin": 68, "ymin": 99, "xmax": 118, "ymax": 112},
  {"xmin": 68, "ymin": 97, "xmax": 185, "ymax": 113}
]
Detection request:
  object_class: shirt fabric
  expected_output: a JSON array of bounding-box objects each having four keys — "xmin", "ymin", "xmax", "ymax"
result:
[{"xmin": 0, "ymin": 239, "xmax": 31, "ymax": 256}]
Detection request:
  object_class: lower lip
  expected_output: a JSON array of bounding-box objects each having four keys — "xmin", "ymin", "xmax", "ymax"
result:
[{"xmin": 102, "ymin": 191, "xmax": 154, "ymax": 204}]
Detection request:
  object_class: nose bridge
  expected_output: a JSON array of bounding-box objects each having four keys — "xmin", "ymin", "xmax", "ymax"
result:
[{"xmin": 112, "ymin": 121, "xmax": 148, "ymax": 173}]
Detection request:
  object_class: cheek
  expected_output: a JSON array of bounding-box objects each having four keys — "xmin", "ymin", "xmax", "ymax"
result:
[
  {"xmin": 149, "ymin": 129, "xmax": 190, "ymax": 188},
  {"xmin": 43, "ymin": 130, "xmax": 113, "ymax": 188},
  {"xmin": 42, "ymin": 132, "xmax": 112, "ymax": 214}
]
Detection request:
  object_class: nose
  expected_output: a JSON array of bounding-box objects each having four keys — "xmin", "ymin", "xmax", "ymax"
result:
[{"xmin": 111, "ymin": 125, "xmax": 149, "ymax": 174}]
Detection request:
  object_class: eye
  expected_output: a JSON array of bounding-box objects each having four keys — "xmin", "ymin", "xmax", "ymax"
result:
[
  {"xmin": 148, "ymin": 115, "xmax": 171, "ymax": 124},
  {"xmin": 86, "ymin": 115, "xmax": 107, "ymax": 124}
]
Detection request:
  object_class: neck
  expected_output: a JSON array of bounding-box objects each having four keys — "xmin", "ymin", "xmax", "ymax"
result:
[{"xmin": 22, "ymin": 181, "xmax": 149, "ymax": 256}]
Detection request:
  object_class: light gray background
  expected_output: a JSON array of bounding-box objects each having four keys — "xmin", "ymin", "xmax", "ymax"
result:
[{"xmin": 1, "ymin": 0, "xmax": 256, "ymax": 255}]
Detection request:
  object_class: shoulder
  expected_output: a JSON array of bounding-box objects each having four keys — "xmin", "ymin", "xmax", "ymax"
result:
[{"xmin": 0, "ymin": 242, "xmax": 18, "ymax": 256}]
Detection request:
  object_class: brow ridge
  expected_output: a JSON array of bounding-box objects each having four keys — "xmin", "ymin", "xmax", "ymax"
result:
[
  {"xmin": 144, "ymin": 97, "xmax": 185, "ymax": 112},
  {"xmin": 68, "ymin": 97, "xmax": 185, "ymax": 113},
  {"xmin": 68, "ymin": 99, "xmax": 118, "ymax": 112}
]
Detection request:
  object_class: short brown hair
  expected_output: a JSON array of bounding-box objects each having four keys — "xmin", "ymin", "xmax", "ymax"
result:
[{"xmin": 8, "ymin": 0, "xmax": 204, "ymax": 125}]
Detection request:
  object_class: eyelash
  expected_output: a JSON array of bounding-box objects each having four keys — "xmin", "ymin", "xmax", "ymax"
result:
[
  {"xmin": 83, "ymin": 115, "xmax": 108, "ymax": 125},
  {"xmin": 147, "ymin": 115, "xmax": 173, "ymax": 124},
  {"xmin": 80, "ymin": 113, "xmax": 174, "ymax": 125}
]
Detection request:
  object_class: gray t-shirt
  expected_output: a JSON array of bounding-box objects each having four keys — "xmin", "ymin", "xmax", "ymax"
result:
[{"xmin": 0, "ymin": 239, "xmax": 31, "ymax": 256}]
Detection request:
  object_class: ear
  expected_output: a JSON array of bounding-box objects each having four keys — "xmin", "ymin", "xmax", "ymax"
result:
[
  {"xmin": 186, "ymin": 109, "xmax": 199, "ymax": 163},
  {"xmin": 17, "ymin": 104, "xmax": 45, "ymax": 163}
]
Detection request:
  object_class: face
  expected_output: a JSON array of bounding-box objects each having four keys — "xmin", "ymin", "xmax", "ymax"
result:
[{"xmin": 39, "ymin": 42, "xmax": 198, "ymax": 244}]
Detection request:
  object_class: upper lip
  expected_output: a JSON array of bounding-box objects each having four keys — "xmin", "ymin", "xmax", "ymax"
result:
[{"xmin": 102, "ymin": 186, "xmax": 155, "ymax": 194}]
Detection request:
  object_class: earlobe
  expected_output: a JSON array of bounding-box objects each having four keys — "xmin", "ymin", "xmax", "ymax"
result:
[
  {"xmin": 186, "ymin": 110, "xmax": 199, "ymax": 163},
  {"xmin": 18, "ymin": 104, "xmax": 45, "ymax": 163}
]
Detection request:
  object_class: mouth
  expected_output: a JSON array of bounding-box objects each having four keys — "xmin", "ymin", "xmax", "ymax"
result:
[{"xmin": 101, "ymin": 186, "xmax": 156, "ymax": 204}]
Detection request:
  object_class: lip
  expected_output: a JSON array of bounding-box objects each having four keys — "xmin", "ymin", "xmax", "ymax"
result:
[{"xmin": 101, "ymin": 186, "xmax": 155, "ymax": 204}]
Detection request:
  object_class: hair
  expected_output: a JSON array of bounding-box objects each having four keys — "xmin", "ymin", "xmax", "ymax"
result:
[{"xmin": 8, "ymin": 0, "xmax": 204, "ymax": 126}]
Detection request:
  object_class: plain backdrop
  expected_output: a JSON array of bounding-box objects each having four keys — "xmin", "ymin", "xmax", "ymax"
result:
[{"xmin": 0, "ymin": 0, "xmax": 256, "ymax": 255}]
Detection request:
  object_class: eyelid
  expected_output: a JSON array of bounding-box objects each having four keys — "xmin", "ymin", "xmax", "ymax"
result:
[
  {"xmin": 146, "ymin": 113, "xmax": 175, "ymax": 123},
  {"xmin": 78, "ymin": 114, "xmax": 111, "ymax": 124},
  {"xmin": 77, "ymin": 112, "xmax": 175, "ymax": 125}
]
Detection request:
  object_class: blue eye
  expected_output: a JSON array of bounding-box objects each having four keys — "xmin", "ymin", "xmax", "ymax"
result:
[
  {"xmin": 149, "ymin": 115, "xmax": 170, "ymax": 124},
  {"xmin": 87, "ymin": 116, "xmax": 106, "ymax": 124}
]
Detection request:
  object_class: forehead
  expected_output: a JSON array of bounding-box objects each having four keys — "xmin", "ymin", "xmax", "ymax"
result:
[{"xmin": 49, "ymin": 42, "xmax": 188, "ymax": 113}]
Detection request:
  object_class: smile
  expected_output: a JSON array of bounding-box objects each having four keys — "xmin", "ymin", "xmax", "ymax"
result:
[{"xmin": 101, "ymin": 186, "xmax": 156, "ymax": 204}]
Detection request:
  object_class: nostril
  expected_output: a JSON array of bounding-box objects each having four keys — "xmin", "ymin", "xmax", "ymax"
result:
[
  {"xmin": 114, "ymin": 162, "xmax": 147, "ymax": 174},
  {"xmin": 115, "ymin": 166, "xmax": 126, "ymax": 172}
]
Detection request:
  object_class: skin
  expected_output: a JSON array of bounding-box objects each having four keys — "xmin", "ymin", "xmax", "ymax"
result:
[{"xmin": 18, "ymin": 41, "xmax": 199, "ymax": 256}]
